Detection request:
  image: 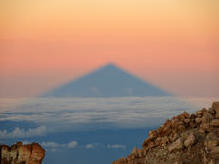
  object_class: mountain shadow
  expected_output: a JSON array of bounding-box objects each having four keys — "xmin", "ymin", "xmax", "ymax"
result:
[{"xmin": 43, "ymin": 63, "xmax": 171, "ymax": 97}]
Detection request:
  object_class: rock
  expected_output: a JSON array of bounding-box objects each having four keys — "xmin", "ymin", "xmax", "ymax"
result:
[
  {"xmin": 171, "ymin": 133, "xmax": 179, "ymax": 142},
  {"xmin": 180, "ymin": 112, "xmax": 190, "ymax": 119},
  {"xmin": 168, "ymin": 138, "xmax": 184, "ymax": 152},
  {"xmin": 190, "ymin": 113, "xmax": 196, "ymax": 119},
  {"xmin": 209, "ymin": 107, "xmax": 216, "ymax": 115},
  {"xmin": 189, "ymin": 120, "xmax": 196, "ymax": 128},
  {"xmin": 202, "ymin": 113, "xmax": 213, "ymax": 123},
  {"xmin": 210, "ymin": 146, "xmax": 219, "ymax": 158},
  {"xmin": 142, "ymin": 138, "xmax": 156, "ymax": 150},
  {"xmin": 205, "ymin": 132, "xmax": 219, "ymax": 149},
  {"xmin": 161, "ymin": 120, "xmax": 172, "ymax": 136},
  {"xmin": 184, "ymin": 119, "xmax": 190, "ymax": 124},
  {"xmin": 148, "ymin": 130, "xmax": 158, "ymax": 139},
  {"xmin": 171, "ymin": 120, "xmax": 185, "ymax": 132},
  {"xmin": 184, "ymin": 133, "xmax": 196, "ymax": 147},
  {"xmin": 113, "ymin": 102, "xmax": 219, "ymax": 164},
  {"xmin": 205, "ymin": 140, "xmax": 219, "ymax": 149},
  {"xmin": 177, "ymin": 124, "xmax": 186, "ymax": 132},
  {"xmin": 0, "ymin": 142, "xmax": 45, "ymax": 164},
  {"xmin": 173, "ymin": 161, "xmax": 183, "ymax": 164},
  {"xmin": 195, "ymin": 117, "xmax": 202, "ymax": 124},
  {"xmin": 131, "ymin": 147, "xmax": 141, "ymax": 154},
  {"xmin": 196, "ymin": 110, "xmax": 203, "ymax": 117},
  {"xmin": 199, "ymin": 122, "xmax": 210, "ymax": 133},
  {"xmin": 160, "ymin": 136, "xmax": 169, "ymax": 146},
  {"xmin": 210, "ymin": 119, "xmax": 219, "ymax": 127},
  {"xmin": 212, "ymin": 102, "xmax": 219, "ymax": 118}
]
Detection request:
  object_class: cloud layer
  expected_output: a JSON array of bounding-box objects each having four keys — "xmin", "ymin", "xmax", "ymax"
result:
[
  {"xmin": 0, "ymin": 126, "xmax": 46, "ymax": 139},
  {"xmin": 107, "ymin": 144, "xmax": 126, "ymax": 149},
  {"xmin": 22, "ymin": 140, "xmax": 126, "ymax": 152},
  {"xmin": 40, "ymin": 141, "xmax": 125, "ymax": 152},
  {"xmin": 0, "ymin": 97, "xmax": 217, "ymax": 139},
  {"xmin": 41, "ymin": 141, "xmax": 78, "ymax": 149}
]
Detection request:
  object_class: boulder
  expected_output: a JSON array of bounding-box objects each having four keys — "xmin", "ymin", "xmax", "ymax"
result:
[
  {"xmin": 195, "ymin": 118, "xmax": 202, "ymax": 124},
  {"xmin": 168, "ymin": 138, "xmax": 184, "ymax": 152},
  {"xmin": 199, "ymin": 122, "xmax": 210, "ymax": 133},
  {"xmin": 148, "ymin": 130, "xmax": 158, "ymax": 139},
  {"xmin": 184, "ymin": 133, "xmax": 196, "ymax": 147},
  {"xmin": 205, "ymin": 132, "xmax": 219, "ymax": 149},
  {"xmin": 212, "ymin": 102, "xmax": 219, "ymax": 118},
  {"xmin": 210, "ymin": 119, "xmax": 219, "ymax": 127},
  {"xmin": 210, "ymin": 146, "xmax": 219, "ymax": 159}
]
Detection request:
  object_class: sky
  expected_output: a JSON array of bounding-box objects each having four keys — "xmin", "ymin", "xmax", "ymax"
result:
[{"xmin": 0, "ymin": 0, "xmax": 219, "ymax": 97}]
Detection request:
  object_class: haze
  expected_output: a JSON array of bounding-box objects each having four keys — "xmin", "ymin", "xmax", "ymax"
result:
[{"xmin": 1, "ymin": 0, "xmax": 219, "ymax": 97}]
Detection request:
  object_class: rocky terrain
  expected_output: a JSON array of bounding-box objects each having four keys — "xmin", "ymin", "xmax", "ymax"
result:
[
  {"xmin": 0, "ymin": 142, "xmax": 45, "ymax": 164},
  {"xmin": 113, "ymin": 102, "xmax": 219, "ymax": 164}
]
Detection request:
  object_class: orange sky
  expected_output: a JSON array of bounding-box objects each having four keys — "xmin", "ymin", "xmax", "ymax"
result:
[{"xmin": 0, "ymin": 0, "xmax": 219, "ymax": 97}]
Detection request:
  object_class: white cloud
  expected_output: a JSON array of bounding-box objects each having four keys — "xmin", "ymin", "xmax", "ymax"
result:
[
  {"xmin": 39, "ymin": 141, "xmax": 126, "ymax": 150},
  {"xmin": 0, "ymin": 126, "xmax": 47, "ymax": 139},
  {"xmin": 107, "ymin": 144, "xmax": 126, "ymax": 149},
  {"xmin": 41, "ymin": 140, "xmax": 78, "ymax": 150},
  {"xmin": 41, "ymin": 142, "xmax": 65, "ymax": 148},
  {"xmin": 1, "ymin": 97, "xmax": 216, "ymax": 133},
  {"xmin": 67, "ymin": 141, "xmax": 78, "ymax": 148},
  {"xmin": 85, "ymin": 144, "xmax": 95, "ymax": 149}
]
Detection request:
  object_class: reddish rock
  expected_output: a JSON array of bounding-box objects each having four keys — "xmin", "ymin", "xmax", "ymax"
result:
[
  {"xmin": 113, "ymin": 102, "xmax": 219, "ymax": 164},
  {"xmin": 0, "ymin": 142, "xmax": 45, "ymax": 164},
  {"xmin": 161, "ymin": 120, "xmax": 172, "ymax": 136},
  {"xmin": 148, "ymin": 130, "xmax": 158, "ymax": 139}
]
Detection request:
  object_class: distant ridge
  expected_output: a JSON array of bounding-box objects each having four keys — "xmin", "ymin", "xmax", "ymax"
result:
[{"xmin": 43, "ymin": 63, "xmax": 170, "ymax": 97}]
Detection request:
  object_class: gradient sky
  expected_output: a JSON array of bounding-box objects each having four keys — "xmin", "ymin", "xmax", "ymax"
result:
[{"xmin": 0, "ymin": 0, "xmax": 219, "ymax": 97}]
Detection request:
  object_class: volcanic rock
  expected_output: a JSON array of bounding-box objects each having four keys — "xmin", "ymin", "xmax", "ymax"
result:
[
  {"xmin": 0, "ymin": 142, "xmax": 45, "ymax": 164},
  {"xmin": 184, "ymin": 133, "xmax": 196, "ymax": 147},
  {"xmin": 113, "ymin": 101, "xmax": 219, "ymax": 164}
]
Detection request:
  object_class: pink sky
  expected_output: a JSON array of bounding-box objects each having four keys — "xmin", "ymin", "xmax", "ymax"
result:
[{"xmin": 0, "ymin": 0, "xmax": 219, "ymax": 97}]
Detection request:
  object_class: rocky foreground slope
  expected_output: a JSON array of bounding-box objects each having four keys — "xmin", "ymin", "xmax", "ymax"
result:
[
  {"xmin": 0, "ymin": 142, "xmax": 45, "ymax": 164},
  {"xmin": 113, "ymin": 102, "xmax": 219, "ymax": 164}
]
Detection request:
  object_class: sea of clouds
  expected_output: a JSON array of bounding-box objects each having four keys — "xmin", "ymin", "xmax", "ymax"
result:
[
  {"xmin": 22, "ymin": 140, "xmax": 126, "ymax": 152},
  {"xmin": 0, "ymin": 97, "xmax": 218, "ymax": 140}
]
